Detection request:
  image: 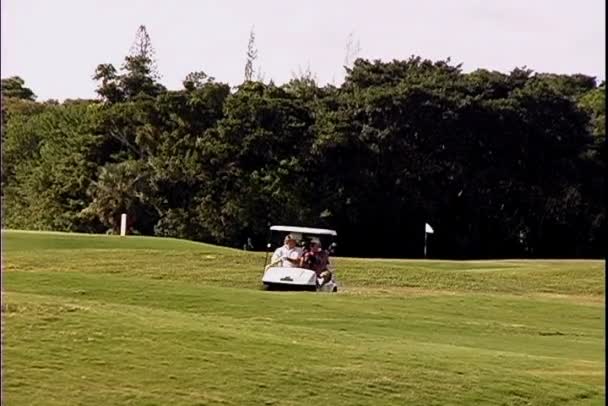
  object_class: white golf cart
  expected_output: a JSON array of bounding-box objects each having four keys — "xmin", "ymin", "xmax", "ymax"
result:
[{"xmin": 262, "ymin": 225, "xmax": 339, "ymax": 293}]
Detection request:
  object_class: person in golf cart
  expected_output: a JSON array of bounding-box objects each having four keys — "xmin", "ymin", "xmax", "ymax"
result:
[
  {"xmin": 300, "ymin": 237, "xmax": 332, "ymax": 286},
  {"xmin": 270, "ymin": 234, "xmax": 303, "ymax": 268}
]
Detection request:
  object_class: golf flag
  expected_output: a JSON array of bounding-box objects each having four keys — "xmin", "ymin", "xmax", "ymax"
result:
[{"xmin": 425, "ymin": 223, "xmax": 434, "ymax": 234}]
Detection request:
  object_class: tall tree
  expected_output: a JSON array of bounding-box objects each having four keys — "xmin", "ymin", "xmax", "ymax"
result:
[
  {"xmin": 344, "ymin": 31, "xmax": 362, "ymax": 68},
  {"xmin": 120, "ymin": 25, "xmax": 165, "ymax": 99},
  {"xmin": 244, "ymin": 27, "xmax": 258, "ymax": 82},
  {"xmin": 129, "ymin": 25, "xmax": 160, "ymax": 79},
  {"xmin": 93, "ymin": 25, "xmax": 165, "ymax": 103}
]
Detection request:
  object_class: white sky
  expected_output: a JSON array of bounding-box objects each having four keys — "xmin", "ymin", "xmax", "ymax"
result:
[{"xmin": 1, "ymin": 0, "xmax": 605, "ymax": 101}]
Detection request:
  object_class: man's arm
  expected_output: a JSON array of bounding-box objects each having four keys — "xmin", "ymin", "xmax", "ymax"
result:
[
  {"xmin": 283, "ymin": 248, "xmax": 303, "ymax": 264},
  {"xmin": 284, "ymin": 256, "xmax": 300, "ymax": 264},
  {"xmin": 271, "ymin": 247, "xmax": 283, "ymax": 264}
]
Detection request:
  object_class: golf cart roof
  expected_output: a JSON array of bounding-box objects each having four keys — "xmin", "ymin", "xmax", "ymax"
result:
[{"xmin": 270, "ymin": 225, "xmax": 337, "ymax": 236}]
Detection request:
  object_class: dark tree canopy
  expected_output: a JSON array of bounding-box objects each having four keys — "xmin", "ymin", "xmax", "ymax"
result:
[{"xmin": 1, "ymin": 76, "xmax": 37, "ymax": 100}]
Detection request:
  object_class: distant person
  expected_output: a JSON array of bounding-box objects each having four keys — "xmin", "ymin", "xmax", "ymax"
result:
[
  {"xmin": 301, "ymin": 238, "xmax": 331, "ymax": 285},
  {"xmin": 271, "ymin": 234, "xmax": 303, "ymax": 268},
  {"xmin": 243, "ymin": 237, "xmax": 254, "ymax": 251}
]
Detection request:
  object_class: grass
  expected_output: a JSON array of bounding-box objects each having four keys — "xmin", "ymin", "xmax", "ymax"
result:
[{"xmin": 1, "ymin": 229, "xmax": 605, "ymax": 405}]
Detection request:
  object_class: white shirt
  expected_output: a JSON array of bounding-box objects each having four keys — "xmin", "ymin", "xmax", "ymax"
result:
[{"xmin": 272, "ymin": 245, "xmax": 303, "ymax": 268}]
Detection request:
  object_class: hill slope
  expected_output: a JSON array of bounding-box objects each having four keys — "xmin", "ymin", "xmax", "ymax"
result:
[{"xmin": 2, "ymin": 230, "xmax": 604, "ymax": 405}]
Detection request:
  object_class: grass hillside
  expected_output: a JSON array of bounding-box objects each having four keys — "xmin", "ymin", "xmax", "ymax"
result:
[{"xmin": 1, "ymin": 230, "xmax": 604, "ymax": 405}]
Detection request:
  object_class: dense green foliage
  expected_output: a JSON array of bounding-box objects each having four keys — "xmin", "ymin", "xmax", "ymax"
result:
[{"xmin": 1, "ymin": 27, "xmax": 605, "ymax": 258}]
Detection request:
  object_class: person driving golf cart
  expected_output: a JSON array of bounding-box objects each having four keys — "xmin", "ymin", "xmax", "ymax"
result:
[
  {"xmin": 262, "ymin": 225, "xmax": 338, "ymax": 292},
  {"xmin": 301, "ymin": 237, "xmax": 332, "ymax": 286},
  {"xmin": 270, "ymin": 234, "xmax": 303, "ymax": 268}
]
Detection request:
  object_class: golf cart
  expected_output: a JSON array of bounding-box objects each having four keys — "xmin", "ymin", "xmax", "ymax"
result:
[{"xmin": 262, "ymin": 225, "xmax": 339, "ymax": 292}]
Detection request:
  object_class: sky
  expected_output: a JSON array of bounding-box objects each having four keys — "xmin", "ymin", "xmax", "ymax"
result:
[{"xmin": 1, "ymin": 0, "xmax": 605, "ymax": 101}]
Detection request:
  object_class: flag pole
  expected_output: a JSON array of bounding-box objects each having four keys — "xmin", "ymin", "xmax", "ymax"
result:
[{"xmin": 424, "ymin": 229, "xmax": 427, "ymax": 258}]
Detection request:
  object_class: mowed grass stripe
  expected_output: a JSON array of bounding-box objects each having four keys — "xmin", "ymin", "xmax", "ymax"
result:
[
  {"xmin": 3, "ymin": 288, "xmax": 603, "ymax": 406},
  {"xmin": 3, "ymin": 244, "xmax": 603, "ymax": 297},
  {"xmin": 4, "ymin": 270, "xmax": 603, "ymax": 359}
]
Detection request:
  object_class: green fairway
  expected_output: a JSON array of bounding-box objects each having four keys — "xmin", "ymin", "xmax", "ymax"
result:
[{"xmin": 1, "ymin": 230, "xmax": 604, "ymax": 405}]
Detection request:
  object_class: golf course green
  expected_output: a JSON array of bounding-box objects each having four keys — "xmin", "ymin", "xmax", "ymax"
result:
[{"xmin": 1, "ymin": 230, "xmax": 604, "ymax": 405}]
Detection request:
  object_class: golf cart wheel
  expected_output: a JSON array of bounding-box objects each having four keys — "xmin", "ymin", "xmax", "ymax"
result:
[{"xmin": 332, "ymin": 286, "xmax": 338, "ymax": 293}]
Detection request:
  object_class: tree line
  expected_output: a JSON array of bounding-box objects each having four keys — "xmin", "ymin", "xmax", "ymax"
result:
[{"xmin": 1, "ymin": 26, "xmax": 605, "ymax": 258}]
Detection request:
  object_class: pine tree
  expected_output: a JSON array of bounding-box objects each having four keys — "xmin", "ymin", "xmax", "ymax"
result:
[
  {"xmin": 120, "ymin": 25, "xmax": 165, "ymax": 99},
  {"xmin": 344, "ymin": 31, "xmax": 362, "ymax": 68},
  {"xmin": 129, "ymin": 25, "xmax": 161, "ymax": 81},
  {"xmin": 244, "ymin": 27, "xmax": 258, "ymax": 82}
]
